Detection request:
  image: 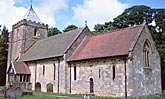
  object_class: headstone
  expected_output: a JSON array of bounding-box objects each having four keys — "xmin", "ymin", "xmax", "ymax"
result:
[
  {"xmin": 47, "ymin": 83, "xmax": 53, "ymax": 92},
  {"xmin": 26, "ymin": 82, "xmax": 32, "ymax": 90},
  {"xmin": 83, "ymin": 94, "xmax": 90, "ymax": 99},
  {"xmin": 5, "ymin": 88, "xmax": 16, "ymax": 99},
  {"xmin": 5, "ymin": 86, "xmax": 23, "ymax": 99},
  {"xmin": 15, "ymin": 87, "xmax": 23, "ymax": 97},
  {"xmin": 0, "ymin": 89, "xmax": 5, "ymax": 97},
  {"xmin": 20, "ymin": 83, "xmax": 26, "ymax": 90}
]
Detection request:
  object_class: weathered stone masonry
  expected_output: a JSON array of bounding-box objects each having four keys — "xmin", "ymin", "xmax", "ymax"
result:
[
  {"xmin": 69, "ymin": 57, "xmax": 128, "ymax": 97},
  {"xmin": 127, "ymin": 26, "xmax": 162, "ymax": 96}
]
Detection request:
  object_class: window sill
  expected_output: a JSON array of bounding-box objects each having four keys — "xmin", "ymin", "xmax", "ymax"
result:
[
  {"xmin": 33, "ymin": 36, "xmax": 40, "ymax": 39},
  {"xmin": 143, "ymin": 67, "xmax": 152, "ymax": 70}
]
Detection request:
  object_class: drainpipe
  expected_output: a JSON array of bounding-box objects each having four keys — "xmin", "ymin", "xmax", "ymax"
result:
[
  {"xmin": 124, "ymin": 58, "xmax": 127, "ymax": 98},
  {"xmin": 35, "ymin": 61, "xmax": 37, "ymax": 84},
  {"xmin": 57, "ymin": 58, "xmax": 60, "ymax": 93},
  {"xmin": 69, "ymin": 64, "xmax": 71, "ymax": 93}
]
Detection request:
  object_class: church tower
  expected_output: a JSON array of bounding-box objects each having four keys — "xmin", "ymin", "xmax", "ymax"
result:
[{"xmin": 7, "ymin": 6, "xmax": 48, "ymax": 70}]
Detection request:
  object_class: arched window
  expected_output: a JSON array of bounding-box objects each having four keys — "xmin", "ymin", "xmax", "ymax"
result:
[
  {"xmin": 143, "ymin": 40, "xmax": 152, "ymax": 76},
  {"xmin": 143, "ymin": 40, "xmax": 150, "ymax": 67},
  {"xmin": 99, "ymin": 69, "xmax": 101, "ymax": 78},
  {"xmin": 143, "ymin": 40, "xmax": 151, "ymax": 67},
  {"xmin": 112, "ymin": 64, "xmax": 115, "ymax": 80},
  {"xmin": 89, "ymin": 78, "xmax": 94, "ymax": 93},
  {"xmin": 43, "ymin": 65, "xmax": 45, "ymax": 76},
  {"xmin": 74, "ymin": 66, "xmax": 76, "ymax": 80},
  {"xmin": 53, "ymin": 64, "xmax": 56, "ymax": 80}
]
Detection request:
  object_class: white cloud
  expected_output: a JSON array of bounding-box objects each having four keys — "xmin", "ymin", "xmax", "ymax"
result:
[
  {"xmin": 0, "ymin": 0, "xmax": 26, "ymax": 31},
  {"xmin": 37, "ymin": 0, "xmax": 68, "ymax": 27},
  {"xmin": 0, "ymin": 0, "xmax": 67, "ymax": 31},
  {"xmin": 0, "ymin": 0, "xmax": 127, "ymax": 31},
  {"xmin": 72, "ymin": 0, "xmax": 128, "ymax": 30}
]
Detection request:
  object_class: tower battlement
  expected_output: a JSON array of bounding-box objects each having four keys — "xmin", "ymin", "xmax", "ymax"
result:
[{"xmin": 12, "ymin": 19, "xmax": 48, "ymax": 30}]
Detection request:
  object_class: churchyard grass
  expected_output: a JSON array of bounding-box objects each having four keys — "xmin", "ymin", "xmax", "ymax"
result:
[
  {"xmin": 0, "ymin": 87, "xmax": 164, "ymax": 99},
  {"xmin": 0, "ymin": 86, "xmax": 5, "ymax": 90},
  {"xmin": 0, "ymin": 91, "xmax": 165, "ymax": 99},
  {"xmin": 15, "ymin": 93, "xmax": 165, "ymax": 99}
]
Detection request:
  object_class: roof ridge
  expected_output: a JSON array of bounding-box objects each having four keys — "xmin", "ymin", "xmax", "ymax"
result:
[
  {"xmin": 92, "ymin": 24, "xmax": 143, "ymax": 37},
  {"xmin": 36, "ymin": 28, "xmax": 84, "ymax": 43}
]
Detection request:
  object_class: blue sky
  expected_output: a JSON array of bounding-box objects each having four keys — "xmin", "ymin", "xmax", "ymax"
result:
[
  {"xmin": 121, "ymin": 0, "xmax": 165, "ymax": 8},
  {"xmin": 0, "ymin": 0, "xmax": 164, "ymax": 31}
]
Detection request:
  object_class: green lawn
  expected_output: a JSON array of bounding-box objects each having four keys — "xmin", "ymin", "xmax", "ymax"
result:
[
  {"xmin": 0, "ymin": 86, "xmax": 6, "ymax": 90},
  {"xmin": 0, "ymin": 85, "xmax": 164, "ymax": 99},
  {"xmin": 0, "ymin": 91, "xmax": 164, "ymax": 99}
]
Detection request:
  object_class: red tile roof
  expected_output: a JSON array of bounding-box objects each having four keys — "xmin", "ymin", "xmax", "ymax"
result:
[
  {"xmin": 14, "ymin": 62, "xmax": 31, "ymax": 75},
  {"xmin": 68, "ymin": 25, "xmax": 143, "ymax": 61}
]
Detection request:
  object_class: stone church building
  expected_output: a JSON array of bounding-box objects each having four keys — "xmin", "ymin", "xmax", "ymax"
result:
[{"xmin": 7, "ymin": 6, "xmax": 162, "ymax": 97}]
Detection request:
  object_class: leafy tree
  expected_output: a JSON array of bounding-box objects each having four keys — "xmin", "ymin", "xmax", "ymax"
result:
[
  {"xmin": 0, "ymin": 25, "xmax": 9, "ymax": 85},
  {"xmin": 63, "ymin": 25, "xmax": 78, "ymax": 32},
  {"xmin": 113, "ymin": 5, "xmax": 153, "ymax": 28},
  {"xmin": 93, "ymin": 21, "xmax": 116, "ymax": 34},
  {"xmin": 93, "ymin": 24, "xmax": 104, "ymax": 34},
  {"xmin": 48, "ymin": 27, "xmax": 61, "ymax": 37},
  {"xmin": 153, "ymin": 9, "xmax": 165, "ymax": 66}
]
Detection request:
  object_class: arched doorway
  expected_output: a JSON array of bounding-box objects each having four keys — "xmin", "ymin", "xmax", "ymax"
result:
[
  {"xmin": 89, "ymin": 78, "xmax": 94, "ymax": 93},
  {"xmin": 35, "ymin": 82, "xmax": 41, "ymax": 92},
  {"xmin": 47, "ymin": 83, "xmax": 53, "ymax": 92}
]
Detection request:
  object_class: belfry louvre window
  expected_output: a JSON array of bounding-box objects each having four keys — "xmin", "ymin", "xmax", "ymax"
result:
[
  {"xmin": 34, "ymin": 28, "xmax": 40, "ymax": 37},
  {"xmin": 143, "ymin": 40, "xmax": 152, "ymax": 76},
  {"xmin": 34, "ymin": 28, "xmax": 37, "ymax": 36}
]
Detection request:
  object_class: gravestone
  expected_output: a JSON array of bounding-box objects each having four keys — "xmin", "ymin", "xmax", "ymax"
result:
[
  {"xmin": 47, "ymin": 83, "xmax": 53, "ymax": 92},
  {"xmin": 5, "ymin": 86, "xmax": 23, "ymax": 99},
  {"xmin": 0, "ymin": 89, "xmax": 5, "ymax": 97},
  {"xmin": 27, "ymin": 82, "xmax": 32, "ymax": 90}
]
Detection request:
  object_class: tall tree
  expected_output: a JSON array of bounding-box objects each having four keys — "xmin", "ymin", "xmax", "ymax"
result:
[
  {"xmin": 93, "ymin": 21, "xmax": 116, "ymax": 34},
  {"xmin": 93, "ymin": 24, "xmax": 104, "ymax": 34},
  {"xmin": 0, "ymin": 25, "xmax": 9, "ymax": 85},
  {"xmin": 153, "ymin": 9, "xmax": 165, "ymax": 65},
  {"xmin": 113, "ymin": 5, "xmax": 153, "ymax": 28},
  {"xmin": 48, "ymin": 27, "xmax": 61, "ymax": 37},
  {"xmin": 63, "ymin": 25, "xmax": 78, "ymax": 32}
]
